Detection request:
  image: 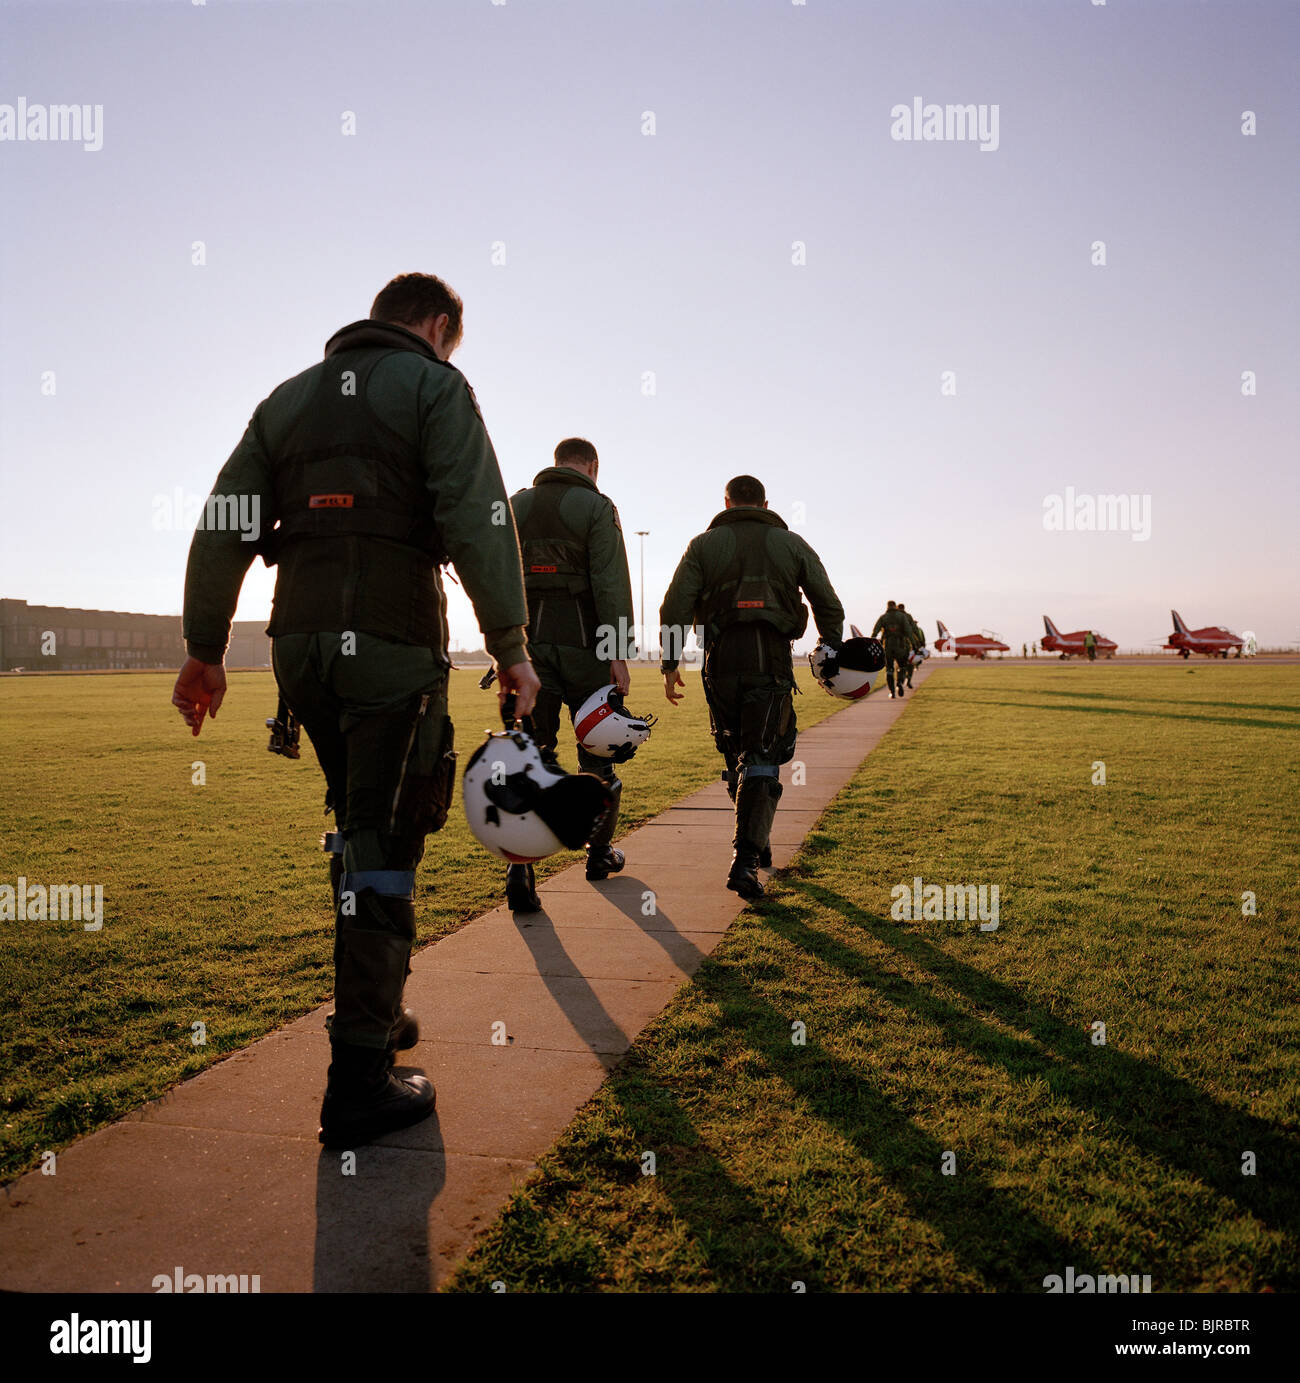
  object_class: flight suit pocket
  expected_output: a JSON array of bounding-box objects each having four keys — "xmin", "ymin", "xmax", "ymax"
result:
[{"xmin": 425, "ymin": 715, "xmax": 457, "ymax": 834}]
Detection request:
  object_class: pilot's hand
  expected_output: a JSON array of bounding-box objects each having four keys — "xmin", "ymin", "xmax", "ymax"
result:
[
  {"xmin": 663, "ymin": 670, "xmax": 685, "ymax": 705},
  {"xmin": 172, "ymin": 657, "xmax": 227, "ymax": 737},
  {"xmin": 609, "ymin": 659, "xmax": 631, "ymax": 697},
  {"xmin": 498, "ymin": 660, "xmax": 540, "ymax": 717}
]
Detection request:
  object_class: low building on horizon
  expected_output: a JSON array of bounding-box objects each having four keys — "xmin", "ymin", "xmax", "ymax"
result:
[{"xmin": 0, "ymin": 598, "xmax": 270, "ymax": 671}]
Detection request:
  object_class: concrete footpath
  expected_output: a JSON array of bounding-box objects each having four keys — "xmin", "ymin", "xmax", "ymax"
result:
[{"xmin": 0, "ymin": 665, "xmax": 934, "ymax": 1292}]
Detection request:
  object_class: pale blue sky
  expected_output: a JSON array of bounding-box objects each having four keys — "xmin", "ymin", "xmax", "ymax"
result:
[{"xmin": 2, "ymin": 0, "xmax": 1297, "ymax": 651}]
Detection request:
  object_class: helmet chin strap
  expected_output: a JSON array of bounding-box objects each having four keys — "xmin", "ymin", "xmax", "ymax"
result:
[{"xmin": 499, "ymin": 690, "xmax": 539, "ymax": 739}]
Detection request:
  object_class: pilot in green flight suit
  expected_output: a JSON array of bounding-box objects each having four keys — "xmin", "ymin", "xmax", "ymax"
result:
[
  {"xmin": 898, "ymin": 602, "xmax": 924, "ymax": 688},
  {"xmin": 172, "ymin": 273, "xmax": 539, "ymax": 1149},
  {"xmin": 660, "ymin": 475, "xmax": 845, "ymax": 900},
  {"xmin": 871, "ymin": 600, "xmax": 912, "ymax": 697},
  {"xmin": 506, "ymin": 438, "xmax": 637, "ymax": 911}
]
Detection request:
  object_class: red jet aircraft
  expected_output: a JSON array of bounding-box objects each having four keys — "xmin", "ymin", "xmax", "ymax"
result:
[
  {"xmin": 1163, "ymin": 610, "xmax": 1244, "ymax": 658},
  {"xmin": 934, "ymin": 620, "xmax": 1010, "ymax": 660},
  {"xmin": 1041, "ymin": 616, "xmax": 1117, "ymax": 659}
]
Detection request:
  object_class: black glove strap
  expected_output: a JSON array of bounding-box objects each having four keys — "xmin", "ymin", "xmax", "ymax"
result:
[{"xmin": 499, "ymin": 691, "xmax": 536, "ymax": 738}]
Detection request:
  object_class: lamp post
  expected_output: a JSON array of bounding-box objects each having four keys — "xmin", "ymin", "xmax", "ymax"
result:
[{"xmin": 634, "ymin": 531, "xmax": 649, "ymax": 662}]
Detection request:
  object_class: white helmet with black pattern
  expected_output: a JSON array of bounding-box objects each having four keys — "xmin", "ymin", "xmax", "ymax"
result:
[
  {"xmin": 809, "ymin": 636, "xmax": 887, "ymax": 700},
  {"xmin": 463, "ymin": 728, "xmax": 614, "ymax": 862}
]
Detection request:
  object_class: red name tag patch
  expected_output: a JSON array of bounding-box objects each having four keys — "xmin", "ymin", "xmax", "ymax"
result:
[{"xmin": 310, "ymin": 494, "xmax": 354, "ymax": 509}]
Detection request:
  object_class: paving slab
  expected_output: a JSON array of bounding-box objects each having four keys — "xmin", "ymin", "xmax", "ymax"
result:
[
  {"xmin": 129, "ymin": 1029, "xmax": 619, "ymax": 1162},
  {"xmin": 404, "ymin": 911, "xmax": 716, "ymax": 983},
  {"xmin": 0, "ymin": 662, "xmax": 935, "ymax": 1292},
  {"xmin": 0, "ymin": 1121, "xmax": 534, "ymax": 1293}
]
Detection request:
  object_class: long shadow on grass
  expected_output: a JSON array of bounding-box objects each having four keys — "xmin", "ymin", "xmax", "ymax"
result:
[
  {"xmin": 788, "ymin": 884, "xmax": 1300, "ymax": 1241},
  {"xmin": 1009, "ymin": 689, "xmax": 1300, "ymax": 716},
  {"xmin": 672, "ymin": 942, "xmax": 1103, "ymax": 1290},
  {"xmin": 460, "ymin": 993, "xmax": 1077, "ymax": 1293},
  {"xmin": 470, "ymin": 1058, "xmax": 821, "ymax": 1292},
  {"xmin": 458, "ymin": 913, "xmax": 1086, "ymax": 1289},
  {"xmin": 945, "ymin": 698, "xmax": 1299, "ymax": 734}
]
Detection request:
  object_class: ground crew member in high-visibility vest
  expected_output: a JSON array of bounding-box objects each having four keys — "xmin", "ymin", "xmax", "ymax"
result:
[
  {"xmin": 871, "ymin": 600, "xmax": 912, "ymax": 698},
  {"xmin": 659, "ymin": 475, "xmax": 845, "ymax": 900},
  {"xmin": 505, "ymin": 437, "xmax": 637, "ymax": 912},
  {"xmin": 1085, "ymin": 629, "xmax": 1097, "ymax": 661},
  {"xmin": 897, "ymin": 602, "xmax": 924, "ymax": 688},
  {"xmin": 172, "ymin": 272, "xmax": 539, "ymax": 1148}
]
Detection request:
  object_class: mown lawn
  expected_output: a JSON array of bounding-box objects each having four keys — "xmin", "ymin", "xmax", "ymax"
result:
[
  {"xmin": 0, "ymin": 664, "xmax": 844, "ymax": 1182},
  {"xmin": 444, "ymin": 664, "xmax": 1300, "ymax": 1292}
]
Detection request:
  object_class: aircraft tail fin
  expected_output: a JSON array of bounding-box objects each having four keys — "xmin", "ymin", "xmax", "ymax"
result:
[
  {"xmin": 1171, "ymin": 609, "xmax": 1190, "ymax": 636},
  {"xmin": 1043, "ymin": 615, "xmax": 1061, "ymax": 639},
  {"xmin": 937, "ymin": 619, "xmax": 950, "ymax": 638},
  {"xmin": 849, "ymin": 623, "xmax": 864, "ymax": 640}
]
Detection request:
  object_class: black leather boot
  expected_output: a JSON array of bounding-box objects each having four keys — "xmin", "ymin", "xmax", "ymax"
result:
[
  {"xmin": 328, "ymin": 885, "xmax": 421, "ymax": 1058},
  {"xmin": 727, "ymin": 768, "xmax": 770, "ymax": 863},
  {"xmin": 333, "ymin": 1001, "xmax": 417, "ymax": 1051},
  {"xmin": 586, "ymin": 846, "xmax": 625, "ymax": 881},
  {"xmin": 319, "ymin": 1039, "xmax": 436, "ymax": 1148},
  {"xmin": 728, "ymin": 775, "xmax": 781, "ymax": 900},
  {"xmin": 337, "ymin": 1006, "xmax": 419, "ymax": 1062},
  {"xmin": 585, "ymin": 776, "xmax": 624, "ymax": 880},
  {"xmin": 390, "ymin": 1008, "xmax": 419, "ymax": 1051},
  {"xmin": 506, "ymin": 863, "xmax": 541, "ymax": 913},
  {"xmin": 727, "ymin": 845, "xmax": 764, "ymax": 900}
]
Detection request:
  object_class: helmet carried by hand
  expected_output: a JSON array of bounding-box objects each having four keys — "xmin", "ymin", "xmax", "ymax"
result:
[
  {"xmin": 463, "ymin": 727, "xmax": 614, "ymax": 862},
  {"xmin": 572, "ymin": 685, "xmax": 656, "ymax": 762},
  {"xmin": 809, "ymin": 636, "xmax": 886, "ymax": 700}
]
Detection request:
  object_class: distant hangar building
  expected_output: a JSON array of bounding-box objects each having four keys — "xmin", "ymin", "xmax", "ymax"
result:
[{"xmin": 0, "ymin": 598, "xmax": 270, "ymax": 671}]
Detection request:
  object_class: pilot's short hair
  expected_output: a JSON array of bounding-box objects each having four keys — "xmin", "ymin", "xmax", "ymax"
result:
[
  {"xmin": 555, "ymin": 438, "xmax": 598, "ymax": 467},
  {"xmin": 370, "ymin": 273, "xmax": 464, "ymax": 347},
  {"xmin": 725, "ymin": 475, "xmax": 765, "ymax": 506}
]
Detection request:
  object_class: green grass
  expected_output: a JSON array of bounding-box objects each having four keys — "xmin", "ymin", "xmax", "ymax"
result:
[
  {"xmin": 444, "ymin": 664, "xmax": 1300, "ymax": 1292},
  {"xmin": 0, "ymin": 665, "xmax": 843, "ymax": 1182}
]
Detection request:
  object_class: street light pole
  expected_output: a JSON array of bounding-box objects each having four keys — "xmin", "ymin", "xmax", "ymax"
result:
[{"xmin": 634, "ymin": 531, "xmax": 649, "ymax": 662}]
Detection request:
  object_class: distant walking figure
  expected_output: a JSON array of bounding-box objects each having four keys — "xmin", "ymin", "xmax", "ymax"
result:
[
  {"xmin": 659, "ymin": 475, "xmax": 845, "ymax": 901},
  {"xmin": 871, "ymin": 600, "xmax": 912, "ymax": 699}
]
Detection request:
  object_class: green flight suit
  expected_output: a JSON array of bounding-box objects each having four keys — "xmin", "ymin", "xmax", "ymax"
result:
[
  {"xmin": 871, "ymin": 607, "xmax": 913, "ymax": 694},
  {"xmin": 509, "ymin": 467, "xmax": 635, "ymax": 789},
  {"xmin": 898, "ymin": 607, "xmax": 924, "ymax": 686},
  {"xmin": 182, "ymin": 319, "xmax": 528, "ymax": 1049},
  {"xmin": 660, "ymin": 507, "xmax": 844, "ymax": 864}
]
